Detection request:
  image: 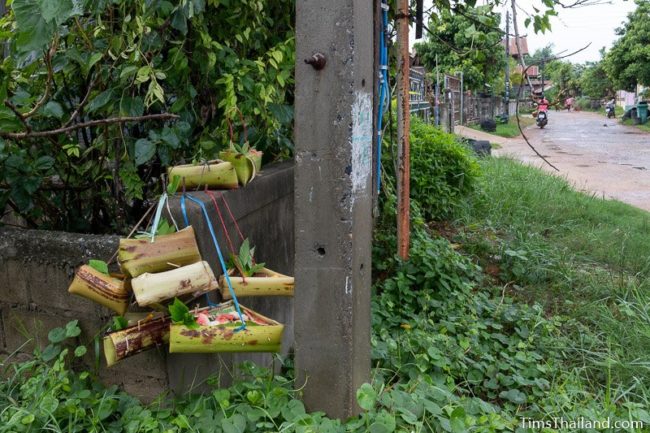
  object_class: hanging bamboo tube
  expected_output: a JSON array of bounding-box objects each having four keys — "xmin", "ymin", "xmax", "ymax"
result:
[
  {"xmin": 169, "ymin": 303, "xmax": 283, "ymax": 353},
  {"xmin": 219, "ymin": 267, "xmax": 294, "ymax": 299},
  {"xmin": 167, "ymin": 161, "xmax": 239, "ymax": 189},
  {"xmin": 131, "ymin": 261, "xmax": 218, "ymax": 306},
  {"xmin": 68, "ymin": 265, "xmax": 130, "ymax": 315},
  {"xmin": 103, "ymin": 315, "xmax": 170, "ymax": 367},
  {"xmin": 118, "ymin": 227, "xmax": 202, "ymax": 277}
]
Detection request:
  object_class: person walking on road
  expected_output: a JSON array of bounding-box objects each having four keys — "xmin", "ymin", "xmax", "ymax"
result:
[{"xmin": 565, "ymin": 97, "xmax": 574, "ymax": 112}]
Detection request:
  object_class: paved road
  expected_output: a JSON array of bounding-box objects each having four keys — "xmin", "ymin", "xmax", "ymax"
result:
[{"xmin": 468, "ymin": 111, "xmax": 650, "ymax": 212}]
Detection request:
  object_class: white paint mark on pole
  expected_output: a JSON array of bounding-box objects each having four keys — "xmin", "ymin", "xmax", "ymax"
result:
[
  {"xmin": 345, "ymin": 276, "xmax": 352, "ymax": 295},
  {"xmin": 351, "ymin": 91, "xmax": 373, "ymax": 198}
]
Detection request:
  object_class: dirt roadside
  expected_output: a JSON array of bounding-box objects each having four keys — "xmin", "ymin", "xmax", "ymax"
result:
[{"xmin": 456, "ymin": 111, "xmax": 650, "ymax": 212}]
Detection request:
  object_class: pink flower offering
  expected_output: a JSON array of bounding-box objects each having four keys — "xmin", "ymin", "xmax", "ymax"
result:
[{"xmin": 196, "ymin": 313, "xmax": 210, "ymax": 326}]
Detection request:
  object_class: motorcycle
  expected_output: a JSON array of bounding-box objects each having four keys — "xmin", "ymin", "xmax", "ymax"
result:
[
  {"xmin": 535, "ymin": 97, "xmax": 549, "ymax": 128},
  {"xmin": 605, "ymin": 103, "xmax": 615, "ymax": 119},
  {"xmin": 536, "ymin": 110, "xmax": 548, "ymax": 128}
]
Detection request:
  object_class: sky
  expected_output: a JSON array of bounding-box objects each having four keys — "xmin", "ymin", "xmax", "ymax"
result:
[{"xmin": 414, "ymin": 0, "xmax": 638, "ymax": 64}]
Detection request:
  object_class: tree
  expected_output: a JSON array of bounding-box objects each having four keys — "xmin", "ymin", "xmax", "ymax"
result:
[
  {"xmin": 605, "ymin": 0, "xmax": 650, "ymax": 90},
  {"xmin": 0, "ymin": 0, "xmax": 294, "ymax": 233},
  {"xmin": 580, "ymin": 51, "xmax": 614, "ymax": 99},
  {"xmin": 414, "ymin": 6, "xmax": 506, "ymax": 92},
  {"xmin": 549, "ymin": 62, "xmax": 583, "ymax": 97}
]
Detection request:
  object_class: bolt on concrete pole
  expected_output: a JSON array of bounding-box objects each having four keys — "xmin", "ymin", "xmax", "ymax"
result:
[
  {"xmin": 397, "ymin": 0, "xmax": 411, "ymax": 260},
  {"xmin": 294, "ymin": 0, "xmax": 374, "ymax": 419}
]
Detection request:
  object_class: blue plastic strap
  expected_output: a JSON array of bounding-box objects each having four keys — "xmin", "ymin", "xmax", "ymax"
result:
[
  {"xmin": 180, "ymin": 194, "xmax": 190, "ymax": 228},
  {"xmin": 149, "ymin": 193, "xmax": 168, "ymax": 243},
  {"xmin": 180, "ymin": 194, "xmax": 218, "ymax": 310},
  {"xmin": 180, "ymin": 193, "xmax": 247, "ymax": 331}
]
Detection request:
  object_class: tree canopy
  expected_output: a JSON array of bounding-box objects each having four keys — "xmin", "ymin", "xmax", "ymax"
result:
[
  {"xmin": 580, "ymin": 50, "xmax": 614, "ymax": 99},
  {"xmin": 414, "ymin": 5, "xmax": 505, "ymax": 92},
  {"xmin": 605, "ymin": 0, "xmax": 650, "ymax": 90}
]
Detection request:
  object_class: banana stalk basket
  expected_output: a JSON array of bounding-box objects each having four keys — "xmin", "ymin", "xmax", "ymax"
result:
[
  {"xmin": 167, "ymin": 161, "xmax": 238, "ymax": 189},
  {"xmin": 218, "ymin": 150, "xmax": 261, "ymax": 186},
  {"xmin": 68, "ymin": 265, "xmax": 130, "ymax": 315},
  {"xmin": 218, "ymin": 267, "xmax": 294, "ymax": 299},
  {"xmin": 103, "ymin": 314, "xmax": 170, "ymax": 367},
  {"xmin": 131, "ymin": 261, "xmax": 218, "ymax": 306},
  {"xmin": 169, "ymin": 302, "xmax": 283, "ymax": 353},
  {"xmin": 118, "ymin": 226, "xmax": 202, "ymax": 277}
]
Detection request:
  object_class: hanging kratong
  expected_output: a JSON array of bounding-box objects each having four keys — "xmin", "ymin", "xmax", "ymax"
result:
[
  {"xmin": 218, "ymin": 113, "xmax": 263, "ymax": 186},
  {"xmin": 103, "ymin": 314, "xmax": 170, "ymax": 367},
  {"xmin": 218, "ymin": 150, "xmax": 259, "ymax": 186},
  {"xmin": 169, "ymin": 302, "xmax": 283, "ymax": 353},
  {"xmin": 68, "ymin": 265, "xmax": 130, "ymax": 315},
  {"xmin": 118, "ymin": 226, "xmax": 202, "ymax": 277},
  {"xmin": 131, "ymin": 261, "xmax": 218, "ymax": 306},
  {"xmin": 215, "ymin": 234, "xmax": 294, "ymax": 299},
  {"xmin": 167, "ymin": 161, "xmax": 238, "ymax": 189},
  {"xmin": 219, "ymin": 267, "xmax": 294, "ymax": 299}
]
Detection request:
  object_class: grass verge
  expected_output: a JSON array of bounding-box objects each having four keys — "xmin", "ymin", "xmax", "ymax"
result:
[
  {"xmin": 622, "ymin": 118, "xmax": 650, "ymax": 133},
  {"xmin": 469, "ymin": 116, "xmax": 535, "ymax": 138},
  {"xmin": 452, "ymin": 157, "xmax": 650, "ymax": 408}
]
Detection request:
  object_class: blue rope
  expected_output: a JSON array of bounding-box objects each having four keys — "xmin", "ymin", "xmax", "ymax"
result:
[
  {"xmin": 376, "ymin": 0, "xmax": 390, "ymax": 193},
  {"xmin": 180, "ymin": 193, "xmax": 247, "ymax": 331}
]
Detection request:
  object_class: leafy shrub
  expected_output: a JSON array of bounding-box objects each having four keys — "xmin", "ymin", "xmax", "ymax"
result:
[
  {"xmin": 0, "ymin": 0, "xmax": 294, "ymax": 233},
  {"xmin": 382, "ymin": 118, "xmax": 480, "ymax": 222},
  {"xmin": 575, "ymin": 96, "xmax": 600, "ymax": 111},
  {"xmin": 370, "ymin": 175, "xmax": 650, "ymax": 429},
  {"xmin": 0, "ymin": 321, "xmax": 345, "ymax": 433}
]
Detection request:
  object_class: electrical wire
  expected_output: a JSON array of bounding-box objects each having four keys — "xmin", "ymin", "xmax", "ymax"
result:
[{"xmin": 376, "ymin": 0, "xmax": 390, "ymax": 194}]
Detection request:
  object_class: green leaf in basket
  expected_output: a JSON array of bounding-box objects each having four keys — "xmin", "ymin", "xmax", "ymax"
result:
[
  {"xmin": 88, "ymin": 259, "xmax": 109, "ymax": 275},
  {"xmin": 112, "ymin": 316, "xmax": 128, "ymax": 331},
  {"xmin": 167, "ymin": 175, "xmax": 181, "ymax": 195},
  {"xmin": 169, "ymin": 298, "xmax": 189, "ymax": 323},
  {"xmin": 169, "ymin": 298, "xmax": 199, "ymax": 329}
]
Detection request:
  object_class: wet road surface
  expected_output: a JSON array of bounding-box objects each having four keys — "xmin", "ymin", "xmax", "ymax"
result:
[{"xmin": 492, "ymin": 110, "xmax": 650, "ymax": 212}]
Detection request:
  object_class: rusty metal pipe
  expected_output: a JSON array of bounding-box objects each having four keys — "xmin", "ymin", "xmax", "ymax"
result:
[{"xmin": 396, "ymin": 0, "xmax": 410, "ymax": 260}]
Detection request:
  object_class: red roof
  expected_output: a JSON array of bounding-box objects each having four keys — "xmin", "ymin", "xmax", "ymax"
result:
[
  {"xmin": 515, "ymin": 64, "xmax": 538, "ymax": 77},
  {"xmin": 503, "ymin": 37, "xmax": 529, "ymax": 57}
]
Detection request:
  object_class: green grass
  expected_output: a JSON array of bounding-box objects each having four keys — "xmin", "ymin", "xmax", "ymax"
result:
[
  {"xmin": 622, "ymin": 117, "xmax": 650, "ymax": 133},
  {"xmin": 469, "ymin": 116, "xmax": 535, "ymax": 138},
  {"xmin": 459, "ymin": 157, "xmax": 650, "ymax": 275},
  {"xmin": 453, "ymin": 157, "xmax": 650, "ymax": 404}
]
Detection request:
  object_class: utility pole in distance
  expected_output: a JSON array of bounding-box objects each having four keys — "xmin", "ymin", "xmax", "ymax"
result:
[
  {"xmin": 541, "ymin": 56, "xmax": 545, "ymax": 94},
  {"xmin": 294, "ymin": 0, "xmax": 373, "ymax": 420},
  {"xmin": 505, "ymin": 11, "xmax": 510, "ymax": 118}
]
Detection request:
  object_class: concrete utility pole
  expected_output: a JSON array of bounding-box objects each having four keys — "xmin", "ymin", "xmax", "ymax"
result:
[
  {"xmin": 540, "ymin": 55, "xmax": 546, "ymax": 94},
  {"xmin": 397, "ymin": 0, "xmax": 411, "ymax": 259},
  {"xmin": 294, "ymin": 0, "xmax": 373, "ymax": 419},
  {"xmin": 435, "ymin": 55, "xmax": 440, "ymax": 126},
  {"xmin": 510, "ymin": 0, "xmax": 534, "ymax": 92},
  {"xmin": 459, "ymin": 71, "xmax": 464, "ymax": 125}
]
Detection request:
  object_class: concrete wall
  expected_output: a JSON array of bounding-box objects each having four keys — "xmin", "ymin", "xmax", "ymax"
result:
[{"xmin": 0, "ymin": 162, "xmax": 294, "ymax": 400}]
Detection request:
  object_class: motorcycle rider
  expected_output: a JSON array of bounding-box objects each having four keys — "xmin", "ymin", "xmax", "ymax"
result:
[
  {"xmin": 536, "ymin": 94, "xmax": 550, "ymax": 113},
  {"xmin": 534, "ymin": 93, "xmax": 550, "ymax": 128},
  {"xmin": 605, "ymin": 98, "xmax": 616, "ymax": 118}
]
